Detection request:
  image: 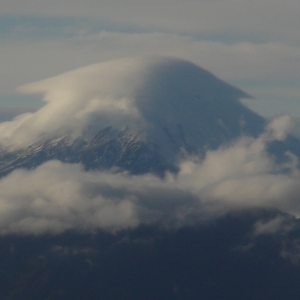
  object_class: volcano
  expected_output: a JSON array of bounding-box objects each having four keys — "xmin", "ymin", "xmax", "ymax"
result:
[
  {"xmin": 1, "ymin": 58, "xmax": 300, "ymax": 300},
  {"xmin": 0, "ymin": 56, "xmax": 273, "ymax": 175}
]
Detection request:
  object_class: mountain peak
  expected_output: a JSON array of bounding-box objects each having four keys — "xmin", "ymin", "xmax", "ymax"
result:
[
  {"xmin": 0, "ymin": 56, "xmax": 255, "ymax": 148},
  {"xmin": 0, "ymin": 56, "xmax": 267, "ymax": 175}
]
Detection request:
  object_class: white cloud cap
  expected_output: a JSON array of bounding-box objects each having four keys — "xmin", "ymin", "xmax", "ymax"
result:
[{"xmin": 0, "ymin": 56, "xmax": 247, "ymax": 148}]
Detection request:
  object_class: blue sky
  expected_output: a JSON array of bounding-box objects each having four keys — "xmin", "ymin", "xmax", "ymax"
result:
[{"xmin": 1, "ymin": 0, "xmax": 300, "ymax": 117}]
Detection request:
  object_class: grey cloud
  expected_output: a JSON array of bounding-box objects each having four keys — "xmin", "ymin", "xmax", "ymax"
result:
[
  {"xmin": 0, "ymin": 160, "xmax": 200, "ymax": 235},
  {"xmin": 50, "ymin": 245, "xmax": 98, "ymax": 257},
  {"xmin": 281, "ymin": 239, "xmax": 300, "ymax": 264},
  {"xmin": 253, "ymin": 215, "xmax": 296, "ymax": 236}
]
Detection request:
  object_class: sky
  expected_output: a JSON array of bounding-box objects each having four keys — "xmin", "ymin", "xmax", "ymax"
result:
[{"xmin": 0, "ymin": 0, "xmax": 300, "ymax": 117}]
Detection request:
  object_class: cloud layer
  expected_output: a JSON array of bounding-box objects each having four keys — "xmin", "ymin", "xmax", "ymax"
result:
[{"xmin": 0, "ymin": 115, "xmax": 299, "ymax": 235}]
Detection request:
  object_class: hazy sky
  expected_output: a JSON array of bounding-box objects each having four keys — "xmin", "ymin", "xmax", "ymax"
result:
[{"xmin": 0, "ymin": 0, "xmax": 299, "ymax": 116}]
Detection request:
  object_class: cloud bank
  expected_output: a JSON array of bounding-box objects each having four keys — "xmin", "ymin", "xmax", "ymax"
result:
[{"xmin": 0, "ymin": 115, "xmax": 299, "ymax": 235}]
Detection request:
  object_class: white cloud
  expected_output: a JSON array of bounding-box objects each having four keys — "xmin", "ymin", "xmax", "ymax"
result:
[
  {"xmin": 0, "ymin": 161, "xmax": 140, "ymax": 234},
  {"xmin": 0, "ymin": 115, "xmax": 299, "ymax": 235},
  {"xmin": 0, "ymin": 56, "xmax": 249, "ymax": 147},
  {"xmin": 266, "ymin": 115, "xmax": 295, "ymax": 141},
  {"xmin": 176, "ymin": 123, "xmax": 300, "ymax": 216},
  {"xmin": 0, "ymin": 57, "xmax": 149, "ymax": 145}
]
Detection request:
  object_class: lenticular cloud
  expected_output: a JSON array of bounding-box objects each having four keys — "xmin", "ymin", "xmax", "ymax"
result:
[
  {"xmin": 0, "ymin": 58, "xmax": 147, "ymax": 146},
  {"xmin": 0, "ymin": 56, "xmax": 249, "ymax": 147}
]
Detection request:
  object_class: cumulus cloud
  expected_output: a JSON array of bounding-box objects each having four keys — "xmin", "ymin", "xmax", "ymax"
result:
[
  {"xmin": 175, "ymin": 122, "xmax": 300, "ymax": 216},
  {"xmin": 0, "ymin": 160, "xmax": 197, "ymax": 235},
  {"xmin": 0, "ymin": 114, "xmax": 299, "ymax": 235},
  {"xmin": 266, "ymin": 114, "xmax": 295, "ymax": 141},
  {"xmin": 0, "ymin": 161, "xmax": 139, "ymax": 234}
]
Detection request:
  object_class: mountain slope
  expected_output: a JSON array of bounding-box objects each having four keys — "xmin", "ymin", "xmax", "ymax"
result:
[{"xmin": 0, "ymin": 57, "xmax": 268, "ymax": 175}]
